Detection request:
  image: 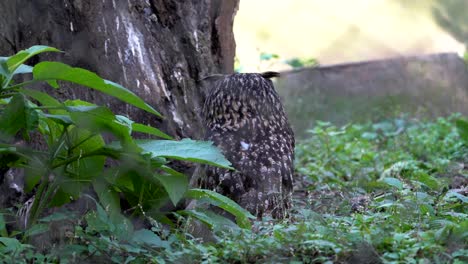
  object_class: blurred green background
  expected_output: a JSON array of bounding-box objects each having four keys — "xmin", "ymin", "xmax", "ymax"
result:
[{"xmin": 234, "ymin": 0, "xmax": 466, "ymax": 71}]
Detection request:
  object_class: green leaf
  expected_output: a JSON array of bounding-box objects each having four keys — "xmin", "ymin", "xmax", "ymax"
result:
[
  {"xmin": 48, "ymin": 189, "xmax": 71, "ymax": 207},
  {"xmin": 303, "ymin": 239, "xmax": 341, "ymax": 253},
  {"xmin": 445, "ymin": 191, "xmax": 468, "ymax": 203},
  {"xmin": 132, "ymin": 123, "xmax": 173, "ymax": 140},
  {"xmin": 0, "ymin": 56, "xmax": 8, "ymax": 78},
  {"xmin": 93, "ymin": 179, "xmax": 121, "ymax": 214},
  {"xmin": 0, "ymin": 214, "xmax": 7, "ymax": 237},
  {"xmin": 24, "ymin": 223, "xmax": 49, "ymax": 237},
  {"xmin": 382, "ymin": 177, "xmax": 403, "ymax": 190},
  {"xmin": 132, "ymin": 229, "xmax": 169, "ymax": 248},
  {"xmin": 33, "ymin": 61, "xmax": 161, "ymax": 117},
  {"xmin": 39, "ymin": 211, "xmax": 75, "ymax": 222},
  {"xmin": 24, "ymin": 156, "xmax": 46, "ymax": 192},
  {"xmin": 20, "ymin": 88, "xmax": 62, "ymax": 108},
  {"xmin": 66, "ymin": 105, "xmax": 132, "ymax": 143},
  {"xmin": 43, "ymin": 114, "xmax": 73, "ymax": 126},
  {"xmin": 0, "ymin": 237, "xmax": 28, "ymax": 253},
  {"xmin": 85, "ymin": 210, "xmax": 110, "ymax": 234},
  {"xmin": 15, "ymin": 64, "xmax": 33, "ymax": 75},
  {"xmin": 361, "ymin": 132, "xmax": 377, "ymax": 140},
  {"xmin": 0, "ymin": 93, "xmax": 38, "ymax": 141},
  {"xmin": 93, "ymin": 178, "xmax": 133, "ymax": 239},
  {"xmin": 82, "ymin": 195, "xmax": 125, "ymax": 234},
  {"xmin": 155, "ymin": 166, "xmax": 189, "ymax": 206},
  {"xmin": 7, "ymin": 45, "xmax": 60, "ymax": 73},
  {"xmin": 182, "ymin": 209, "xmax": 238, "ymax": 230},
  {"xmin": 414, "ymin": 172, "xmax": 439, "ymax": 190},
  {"xmin": 51, "ymin": 128, "xmax": 105, "ymax": 201},
  {"xmin": 186, "ymin": 189, "xmax": 255, "ymax": 229},
  {"xmin": 456, "ymin": 118, "xmax": 468, "ymax": 143},
  {"xmin": 65, "ymin": 128, "xmax": 106, "ymax": 174},
  {"xmin": 135, "ymin": 139, "xmax": 232, "ymax": 169}
]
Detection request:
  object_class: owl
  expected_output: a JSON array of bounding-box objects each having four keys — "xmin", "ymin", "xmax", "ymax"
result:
[{"xmin": 199, "ymin": 72, "xmax": 294, "ymax": 218}]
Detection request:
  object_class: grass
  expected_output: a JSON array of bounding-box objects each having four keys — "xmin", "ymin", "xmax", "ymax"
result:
[{"xmin": 1, "ymin": 114, "xmax": 467, "ymax": 263}]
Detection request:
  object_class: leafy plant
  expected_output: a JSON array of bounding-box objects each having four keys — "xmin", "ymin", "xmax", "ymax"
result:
[
  {"xmin": 1, "ymin": 113, "xmax": 466, "ymax": 263},
  {"xmin": 2, "ymin": 46, "xmax": 466, "ymax": 263},
  {"xmin": 0, "ymin": 46, "xmax": 251, "ymax": 241}
]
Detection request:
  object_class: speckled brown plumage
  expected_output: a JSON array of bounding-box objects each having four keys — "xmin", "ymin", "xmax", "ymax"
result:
[{"xmin": 199, "ymin": 72, "xmax": 295, "ymax": 218}]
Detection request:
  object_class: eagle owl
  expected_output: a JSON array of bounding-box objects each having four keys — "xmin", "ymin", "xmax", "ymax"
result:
[{"xmin": 199, "ymin": 72, "xmax": 294, "ymax": 218}]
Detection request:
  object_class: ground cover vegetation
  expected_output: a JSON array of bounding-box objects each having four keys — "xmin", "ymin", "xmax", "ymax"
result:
[{"xmin": 0, "ymin": 46, "xmax": 467, "ymax": 263}]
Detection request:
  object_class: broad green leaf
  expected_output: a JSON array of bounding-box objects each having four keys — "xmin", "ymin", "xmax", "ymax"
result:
[
  {"xmin": 155, "ymin": 166, "xmax": 189, "ymax": 205},
  {"xmin": 0, "ymin": 93, "xmax": 27, "ymax": 139},
  {"xmin": 93, "ymin": 179, "xmax": 133, "ymax": 239},
  {"xmin": 382, "ymin": 177, "xmax": 403, "ymax": 190},
  {"xmin": 66, "ymin": 105, "xmax": 132, "ymax": 143},
  {"xmin": 85, "ymin": 210, "xmax": 111, "ymax": 234},
  {"xmin": 43, "ymin": 114, "xmax": 73, "ymax": 126},
  {"xmin": 82, "ymin": 195, "xmax": 124, "ymax": 234},
  {"xmin": 187, "ymin": 188, "xmax": 255, "ymax": 229},
  {"xmin": 65, "ymin": 128, "xmax": 106, "ymax": 176},
  {"xmin": 39, "ymin": 211, "xmax": 75, "ymax": 222},
  {"xmin": 24, "ymin": 156, "xmax": 46, "ymax": 192},
  {"xmin": 47, "ymin": 79, "xmax": 59, "ymax": 88},
  {"xmin": 132, "ymin": 229, "xmax": 169, "ymax": 248},
  {"xmin": 414, "ymin": 191, "xmax": 431, "ymax": 202},
  {"xmin": 48, "ymin": 189, "xmax": 71, "ymax": 207},
  {"xmin": 0, "ymin": 93, "xmax": 38, "ymax": 141},
  {"xmin": 303, "ymin": 240, "xmax": 341, "ymax": 253},
  {"xmin": 135, "ymin": 139, "xmax": 232, "ymax": 169},
  {"xmin": 33, "ymin": 61, "xmax": 161, "ymax": 117},
  {"xmin": 132, "ymin": 123, "xmax": 172, "ymax": 140},
  {"xmin": 445, "ymin": 191, "xmax": 468, "ymax": 203},
  {"xmin": 14, "ymin": 64, "xmax": 33, "ymax": 75},
  {"xmin": 93, "ymin": 178, "xmax": 121, "ymax": 216},
  {"xmin": 115, "ymin": 115, "xmax": 134, "ymax": 131},
  {"xmin": 20, "ymin": 88, "xmax": 62, "ymax": 108},
  {"xmin": 7, "ymin": 46, "xmax": 60, "ymax": 73},
  {"xmin": 414, "ymin": 172, "xmax": 439, "ymax": 190},
  {"xmin": 64, "ymin": 99, "xmax": 96, "ymax": 107},
  {"xmin": 24, "ymin": 223, "xmax": 49, "ymax": 237},
  {"xmin": 51, "ymin": 128, "xmax": 105, "ymax": 201},
  {"xmin": 181, "ymin": 209, "xmax": 238, "ymax": 230},
  {"xmin": 0, "ymin": 237, "xmax": 27, "ymax": 253},
  {"xmin": 93, "ymin": 179, "xmax": 120, "ymax": 213}
]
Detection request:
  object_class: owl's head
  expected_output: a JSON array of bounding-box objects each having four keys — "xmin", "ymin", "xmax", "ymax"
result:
[{"xmin": 202, "ymin": 72, "xmax": 284, "ymax": 131}]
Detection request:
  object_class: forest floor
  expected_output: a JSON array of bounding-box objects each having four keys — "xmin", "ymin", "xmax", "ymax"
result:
[{"xmin": 2, "ymin": 115, "xmax": 467, "ymax": 264}]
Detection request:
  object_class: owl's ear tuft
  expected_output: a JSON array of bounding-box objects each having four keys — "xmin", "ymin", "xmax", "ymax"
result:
[{"xmin": 260, "ymin": 71, "xmax": 280, "ymax": 79}]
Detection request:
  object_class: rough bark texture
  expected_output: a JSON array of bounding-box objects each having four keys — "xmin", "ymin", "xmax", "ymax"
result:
[
  {"xmin": 0, "ymin": 0, "xmax": 238, "ymax": 142},
  {"xmin": 0, "ymin": 0, "xmax": 239, "ymax": 214}
]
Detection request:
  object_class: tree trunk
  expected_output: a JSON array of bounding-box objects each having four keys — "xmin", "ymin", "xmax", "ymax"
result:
[
  {"xmin": 0, "ymin": 0, "xmax": 239, "ymax": 213},
  {"xmin": 0, "ymin": 0, "xmax": 238, "ymax": 142}
]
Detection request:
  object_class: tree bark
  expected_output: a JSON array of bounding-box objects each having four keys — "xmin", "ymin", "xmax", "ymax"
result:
[
  {"xmin": 0, "ymin": 0, "xmax": 239, "ymax": 213},
  {"xmin": 0, "ymin": 0, "xmax": 238, "ymax": 142}
]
